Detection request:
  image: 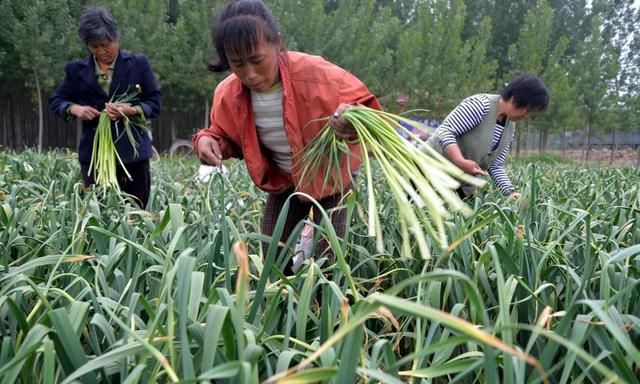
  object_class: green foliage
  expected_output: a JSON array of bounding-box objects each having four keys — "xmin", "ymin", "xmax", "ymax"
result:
[
  {"xmin": 151, "ymin": 0, "xmax": 221, "ymax": 111},
  {"xmin": 539, "ymin": 37, "xmax": 579, "ymax": 132},
  {"xmin": 459, "ymin": 16, "xmax": 498, "ymax": 99},
  {"xmin": 101, "ymin": 0, "xmax": 167, "ymax": 55},
  {"xmin": 0, "ymin": 150, "xmax": 639, "ymax": 383},
  {"xmin": 0, "ymin": 0, "xmax": 638, "ymax": 149},
  {"xmin": 271, "ymin": 0, "xmax": 331, "ymax": 54},
  {"xmin": 464, "ymin": 0, "xmax": 537, "ymax": 80},
  {"xmin": 507, "ymin": 0, "xmax": 553, "ymax": 76},
  {"xmin": 513, "ymin": 151, "xmax": 574, "ymax": 164},
  {"xmin": 0, "ymin": 0, "xmax": 85, "ymax": 150},
  {"xmin": 395, "ymin": 0, "xmax": 498, "ymax": 116},
  {"xmin": 273, "ymin": 0, "xmax": 403, "ymax": 97},
  {"xmin": 573, "ymin": 15, "xmax": 618, "ymax": 127},
  {"xmin": 0, "ymin": 0, "xmax": 82, "ymax": 92}
]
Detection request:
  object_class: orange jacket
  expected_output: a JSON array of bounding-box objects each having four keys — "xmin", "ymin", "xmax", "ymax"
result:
[{"xmin": 193, "ymin": 51, "xmax": 381, "ymax": 200}]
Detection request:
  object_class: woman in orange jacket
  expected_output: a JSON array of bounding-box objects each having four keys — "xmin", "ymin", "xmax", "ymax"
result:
[{"xmin": 192, "ymin": 0, "xmax": 381, "ymax": 271}]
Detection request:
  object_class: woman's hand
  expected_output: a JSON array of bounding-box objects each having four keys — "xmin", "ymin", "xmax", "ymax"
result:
[
  {"xmin": 105, "ymin": 102, "xmax": 136, "ymax": 121},
  {"xmin": 443, "ymin": 144, "xmax": 487, "ymax": 176},
  {"xmin": 330, "ymin": 103, "xmax": 357, "ymax": 140},
  {"xmin": 508, "ymin": 191, "xmax": 521, "ymax": 199},
  {"xmin": 69, "ymin": 104, "xmax": 101, "ymax": 121},
  {"xmin": 456, "ymin": 158, "xmax": 488, "ymax": 176},
  {"xmin": 196, "ymin": 136, "xmax": 223, "ymax": 167}
]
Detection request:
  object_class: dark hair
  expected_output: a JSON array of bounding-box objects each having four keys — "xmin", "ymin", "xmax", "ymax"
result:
[
  {"xmin": 500, "ymin": 74, "xmax": 550, "ymax": 112},
  {"xmin": 77, "ymin": 5, "xmax": 119, "ymax": 45},
  {"xmin": 209, "ymin": 0, "xmax": 280, "ymax": 72}
]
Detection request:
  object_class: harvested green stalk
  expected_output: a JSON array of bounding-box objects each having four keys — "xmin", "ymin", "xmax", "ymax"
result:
[
  {"xmin": 88, "ymin": 112, "xmax": 127, "ymax": 189},
  {"xmin": 297, "ymin": 106, "xmax": 485, "ymax": 259},
  {"xmin": 88, "ymin": 86, "xmax": 149, "ymax": 189}
]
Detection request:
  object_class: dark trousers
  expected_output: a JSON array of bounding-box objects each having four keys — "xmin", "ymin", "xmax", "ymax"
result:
[
  {"xmin": 261, "ymin": 188, "xmax": 348, "ymax": 273},
  {"xmin": 80, "ymin": 159, "xmax": 151, "ymax": 208}
]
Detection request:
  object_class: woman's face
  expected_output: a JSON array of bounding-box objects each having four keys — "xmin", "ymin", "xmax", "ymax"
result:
[
  {"xmin": 503, "ymin": 97, "xmax": 531, "ymax": 122},
  {"xmin": 227, "ymin": 37, "xmax": 280, "ymax": 93},
  {"xmin": 88, "ymin": 39, "xmax": 119, "ymax": 66}
]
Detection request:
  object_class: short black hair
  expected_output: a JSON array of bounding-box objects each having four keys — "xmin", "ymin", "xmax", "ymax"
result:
[
  {"xmin": 209, "ymin": 0, "xmax": 280, "ymax": 72},
  {"xmin": 77, "ymin": 5, "xmax": 119, "ymax": 45},
  {"xmin": 501, "ymin": 74, "xmax": 550, "ymax": 112}
]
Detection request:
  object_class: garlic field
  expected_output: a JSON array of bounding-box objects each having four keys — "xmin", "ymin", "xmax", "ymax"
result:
[{"xmin": 0, "ymin": 149, "xmax": 638, "ymax": 383}]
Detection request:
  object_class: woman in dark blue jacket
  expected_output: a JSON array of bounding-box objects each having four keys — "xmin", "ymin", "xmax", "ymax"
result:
[{"xmin": 49, "ymin": 5, "xmax": 161, "ymax": 208}]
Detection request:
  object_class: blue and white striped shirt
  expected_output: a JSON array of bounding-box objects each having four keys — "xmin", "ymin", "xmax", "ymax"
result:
[{"xmin": 437, "ymin": 94, "xmax": 515, "ymax": 195}]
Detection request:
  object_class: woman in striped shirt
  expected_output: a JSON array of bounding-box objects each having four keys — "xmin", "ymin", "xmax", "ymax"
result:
[{"xmin": 427, "ymin": 74, "xmax": 549, "ymax": 198}]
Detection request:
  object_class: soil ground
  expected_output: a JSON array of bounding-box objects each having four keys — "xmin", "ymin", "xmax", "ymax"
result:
[{"xmin": 517, "ymin": 147, "xmax": 639, "ymax": 167}]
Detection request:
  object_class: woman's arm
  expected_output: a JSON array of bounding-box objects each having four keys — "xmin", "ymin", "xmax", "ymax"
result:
[{"xmin": 487, "ymin": 134, "xmax": 516, "ymax": 196}]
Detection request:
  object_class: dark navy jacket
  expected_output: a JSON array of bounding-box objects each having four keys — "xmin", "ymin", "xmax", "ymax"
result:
[{"xmin": 49, "ymin": 50, "xmax": 161, "ymax": 164}]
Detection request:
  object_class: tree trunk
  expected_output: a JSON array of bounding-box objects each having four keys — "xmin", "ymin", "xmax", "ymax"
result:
[
  {"xmin": 168, "ymin": 0, "xmax": 180, "ymax": 23},
  {"xmin": 171, "ymin": 118, "xmax": 176, "ymax": 143},
  {"xmin": 14, "ymin": 100, "xmax": 22, "ymax": 147},
  {"xmin": 35, "ymin": 70, "xmax": 44, "ymax": 152},
  {"xmin": 537, "ymin": 124, "xmax": 542, "ymax": 151},
  {"xmin": 609, "ymin": 129, "xmax": 616, "ymax": 165},
  {"xmin": 515, "ymin": 130, "xmax": 522, "ymax": 157},
  {"xmin": 561, "ymin": 126, "xmax": 567, "ymax": 156},
  {"xmin": 582, "ymin": 123, "xmax": 590, "ymax": 162},
  {"xmin": 539, "ymin": 124, "xmax": 546, "ymax": 152},
  {"xmin": 2, "ymin": 100, "xmax": 7, "ymax": 146},
  {"xmin": 586, "ymin": 122, "xmax": 593, "ymax": 162}
]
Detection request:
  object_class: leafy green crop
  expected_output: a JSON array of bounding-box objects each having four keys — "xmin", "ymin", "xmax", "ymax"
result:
[{"xmin": 0, "ymin": 149, "xmax": 637, "ymax": 383}]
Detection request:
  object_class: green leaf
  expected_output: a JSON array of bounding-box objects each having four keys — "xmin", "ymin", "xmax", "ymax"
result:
[{"xmin": 278, "ymin": 367, "xmax": 338, "ymax": 384}]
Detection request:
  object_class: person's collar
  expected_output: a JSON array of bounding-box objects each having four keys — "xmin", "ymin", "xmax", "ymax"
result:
[
  {"xmin": 255, "ymin": 81, "xmax": 282, "ymax": 94},
  {"xmin": 93, "ymin": 51, "xmax": 118, "ymax": 74}
]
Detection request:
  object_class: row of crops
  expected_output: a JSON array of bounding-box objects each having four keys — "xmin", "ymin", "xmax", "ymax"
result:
[{"xmin": 0, "ymin": 148, "xmax": 638, "ymax": 383}]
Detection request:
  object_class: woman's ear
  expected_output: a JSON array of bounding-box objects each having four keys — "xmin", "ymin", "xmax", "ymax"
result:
[{"xmin": 276, "ymin": 32, "xmax": 283, "ymax": 50}]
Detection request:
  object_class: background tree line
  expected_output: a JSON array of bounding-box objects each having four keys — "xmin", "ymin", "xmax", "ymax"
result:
[{"xmin": 0, "ymin": 0, "xmax": 639, "ymax": 161}]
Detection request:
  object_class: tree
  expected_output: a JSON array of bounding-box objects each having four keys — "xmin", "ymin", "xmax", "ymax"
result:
[
  {"xmin": 271, "ymin": 0, "xmax": 332, "ymax": 55},
  {"xmin": 463, "ymin": 0, "xmax": 538, "ymax": 80},
  {"xmin": 547, "ymin": 0, "xmax": 592, "ymax": 59},
  {"xmin": 397, "ymin": 0, "xmax": 496, "ymax": 116},
  {"xmin": 152, "ymin": 0, "xmax": 222, "ymax": 140},
  {"xmin": 539, "ymin": 36, "xmax": 579, "ymax": 153},
  {"xmin": 593, "ymin": 0, "xmax": 639, "ymax": 163},
  {"xmin": 0, "ymin": 0, "xmax": 83, "ymax": 151},
  {"xmin": 100, "ymin": 0, "xmax": 167, "ymax": 57},
  {"xmin": 623, "ymin": 6, "xmax": 640, "ymax": 167},
  {"xmin": 375, "ymin": 0, "xmax": 418, "ymax": 22},
  {"xmin": 168, "ymin": 0, "xmax": 180, "ymax": 24},
  {"xmin": 462, "ymin": 0, "xmax": 493, "ymax": 40},
  {"xmin": 507, "ymin": 0, "xmax": 552, "ymax": 76},
  {"xmin": 573, "ymin": 15, "xmax": 619, "ymax": 161},
  {"xmin": 0, "ymin": 0, "xmax": 637, "ymax": 156},
  {"xmin": 265, "ymin": 0, "xmax": 403, "ymax": 101},
  {"xmin": 326, "ymin": 0, "xmax": 398, "ymax": 96},
  {"xmin": 457, "ymin": 16, "xmax": 497, "ymax": 99},
  {"xmin": 506, "ymin": 0, "xmax": 553, "ymax": 153},
  {"xmin": 395, "ymin": 0, "xmax": 468, "ymax": 114}
]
